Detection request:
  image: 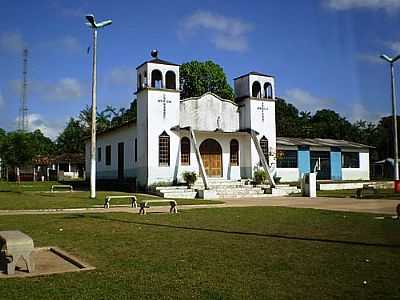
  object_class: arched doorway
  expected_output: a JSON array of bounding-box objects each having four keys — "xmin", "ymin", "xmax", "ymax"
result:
[{"xmin": 200, "ymin": 139, "xmax": 222, "ymax": 177}]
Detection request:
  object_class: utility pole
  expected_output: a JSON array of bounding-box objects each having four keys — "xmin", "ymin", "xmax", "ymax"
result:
[{"xmin": 85, "ymin": 14, "xmax": 112, "ymax": 199}]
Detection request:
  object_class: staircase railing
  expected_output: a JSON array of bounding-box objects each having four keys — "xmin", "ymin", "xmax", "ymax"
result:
[
  {"xmin": 188, "ymin": 127, "xmax": 209, "ymax": 190},
  {"xmin": 250, "ymin": 130, "xmax": 276, "ymax": 188}
]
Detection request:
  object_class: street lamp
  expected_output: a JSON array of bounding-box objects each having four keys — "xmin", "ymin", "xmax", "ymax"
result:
[
  {"xmin": 85, "ymin": 14, "xmax": 112, "ymax": 199},
  {"xmin": 380, "ymin": 53, "xmax": 400, "ymax": 182}
]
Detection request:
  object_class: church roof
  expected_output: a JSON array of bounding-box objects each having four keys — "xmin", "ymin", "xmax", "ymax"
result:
[
  {"xmin": 234, "ymin": 71, "xmax": 275, "ymax": 80},
  {"xmin": 136, "ymin": 58, "xmax": 180, "ymax": 70},
  {"xmin": 277, "ymin": 137, "xmax": 374, "ymax": 149},
  {"xmin": 181, "ymin": 92, "xmax": 238, "ymax": 106}
]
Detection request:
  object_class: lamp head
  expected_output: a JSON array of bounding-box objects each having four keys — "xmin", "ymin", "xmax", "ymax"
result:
[
  {"xmin": 380, "ymin": 54, "xmax": 393, "ymax": 63},
  {"xmin": 85, "ymin": 14, "xmax": 96, "ymax": 28},
  {"xmin": 96, "ymin": 19, "xmax": 112, "ymax": 28}
]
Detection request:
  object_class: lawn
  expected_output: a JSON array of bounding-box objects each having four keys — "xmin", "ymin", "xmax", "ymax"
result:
[
  {"xmin": 0, "ymin": 181, "xmax": 223, "ymax": 210},
  {"xmin": 0, "ymin": 207, "xmax": 399, "ymax": 299}
]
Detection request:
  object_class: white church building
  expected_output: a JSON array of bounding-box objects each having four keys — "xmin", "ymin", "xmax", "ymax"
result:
[{"xmin": 85, "ymin": 53, "xmax": 371, "ymax": 196}]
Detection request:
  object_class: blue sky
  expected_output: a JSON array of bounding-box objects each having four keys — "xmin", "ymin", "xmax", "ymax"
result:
[{"xmin": 1, "ymin": 0, "xmax": 400, "ymax": 138}]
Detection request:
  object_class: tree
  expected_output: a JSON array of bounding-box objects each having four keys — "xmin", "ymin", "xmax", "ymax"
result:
[
  {"xmin": 180, "ymin": 61, "xmax": 235, "ymax": 100},
  {"xmin": 275, "ymin": 98, "xmax": 302, "ymax": 137},
  {"xmin": 57, "ymin": 118, "xmax": 86, "ymax": 154}
]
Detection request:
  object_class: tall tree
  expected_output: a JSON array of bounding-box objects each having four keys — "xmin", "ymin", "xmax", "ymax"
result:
[
  {"xmin": 180, "ymin": 61, "xmax": 235, "ymax": 100},
  {"xmin": 57, "ymin": 118, "xmax": 86, "ymax": 153}
]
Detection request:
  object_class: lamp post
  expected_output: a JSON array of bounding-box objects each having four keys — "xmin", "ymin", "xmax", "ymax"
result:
[
  {"xmin": 380, "ymin": 54, "xmax": 400, "ymax": 181},
  {"xmin": 85, "ymin": 14, "xmax": 112, "ymax": 199}
]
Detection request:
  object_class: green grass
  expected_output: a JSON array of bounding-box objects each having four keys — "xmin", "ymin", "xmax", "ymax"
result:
[
  {"xmin": 0, "ymin": 207, "xmax": 399, "ymax": 299},
  {"xmin": 317, "ymin": 188, "xmax": 400, "ymax": 199},
  {"xmin": 0, "ymin": 181, "xmax": 223, "ymax": 210}
]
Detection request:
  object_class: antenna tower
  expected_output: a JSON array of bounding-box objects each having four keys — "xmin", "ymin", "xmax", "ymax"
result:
[{"xmin": 19, "ymin": 48, "xmax": 28, "ymax": 131}]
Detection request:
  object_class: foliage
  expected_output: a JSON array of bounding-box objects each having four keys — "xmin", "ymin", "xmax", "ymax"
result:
[
  {"xmin": 56, "ymin": 118, "xmax": 86, "ymax": 154},
  {"xmin": 254, "ymin": 169, "xmax": 267, "ymax": 184},
  {"xmin": 0, "ymin": 130, "xmax": 55, "ymax": 167},
  {"xmin": 180, "ymin": 60, "xmax": 235, "ymax": 100},
  {"xmin": 182, "ymin": 171, "xmax": 197, "ymax": 187}
]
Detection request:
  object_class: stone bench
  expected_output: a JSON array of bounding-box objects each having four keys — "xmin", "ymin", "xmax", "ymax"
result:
[
  {"xmin": 138, "ymin": 200, "xmax": 178, "ymax": 215},
  {"xmin": 0, "ymin": 231, "xmax": 35, "ymax": 275},
  {"xmin": 104, "ymin": 195, "xmax": 137, "ymax": 209},
  {"xmin": 51, "ymin": 185, "xmax": 73, "ymax": 192},
  {"xmin": 356, "ymin": 184, "xmax": 377, "ymax": 199}
]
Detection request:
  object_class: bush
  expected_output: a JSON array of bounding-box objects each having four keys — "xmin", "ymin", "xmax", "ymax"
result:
[
  {"xmin": 182, "ymin": 171, "xmax": 197, "ymax": 187},
  {"xmin": 254, "ymin": 170, "xmax": 267, "ymax": 185}
]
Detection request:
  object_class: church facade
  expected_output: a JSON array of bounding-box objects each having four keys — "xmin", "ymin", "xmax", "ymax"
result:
[{"xmin": 85, "ymin": 54, "xmax": 371, "ymax": 188}]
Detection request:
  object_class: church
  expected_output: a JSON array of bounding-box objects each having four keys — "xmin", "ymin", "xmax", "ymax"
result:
[{"xmin": 85, "ymin": 52, "xmax": 371, "ymax": 196}]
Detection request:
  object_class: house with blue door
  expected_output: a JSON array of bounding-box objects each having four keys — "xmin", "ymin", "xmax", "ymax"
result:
[{"xmin": 275, "ymin": 137, "xmax": 372, "ymax": 182}]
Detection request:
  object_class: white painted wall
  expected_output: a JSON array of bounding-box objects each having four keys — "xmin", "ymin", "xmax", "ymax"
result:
[
  {"xmin": 341, "ymin": 149, "xmax": 370, "ymax": 181},
  {"xmin": 85, "ymin": 123, "xmax": 137, "ymax": 179},
  {"xmin": 276, "ymin": 168, "xmax": 300, "ymax": 182},
  {"xmin": 180, "ymin": 93, "xmax": 239, "ymax": 132}
]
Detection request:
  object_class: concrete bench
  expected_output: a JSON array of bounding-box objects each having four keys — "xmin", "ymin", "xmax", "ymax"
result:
[
  {"xmin": 356, "ymin": 184, "xmax": 377, "ymax": 199},
  {"xmin": 51, "ymin": 185, "xmax": 73, "ymax": 192},
  {"xmin": 104, "ymin": 195, "xmax": 137, "ymax": 209},
  {"xmin": 138, "ymin": 200, "xmax": 178, "ymax": 215},
  {"xmin": 0, "ymin": 231, "xmax": 35, "ymax": 275}
]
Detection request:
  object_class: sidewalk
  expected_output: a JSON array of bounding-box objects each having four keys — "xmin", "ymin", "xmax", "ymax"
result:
[{"xmin": 0, "ymin": 197, "xmax": 398, "ymax": 216}]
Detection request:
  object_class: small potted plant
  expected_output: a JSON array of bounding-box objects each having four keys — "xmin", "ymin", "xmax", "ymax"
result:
[
  {"xmin": 182, "ymin": 171, "xmax": 197, "ymax": 188},
  {"xmin": 254, "ymin": 169, "xmax": 266, "ymax": 185}
]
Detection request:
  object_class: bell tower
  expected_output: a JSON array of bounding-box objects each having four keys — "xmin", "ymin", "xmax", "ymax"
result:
[
  {"xmin": 234, "ymin": 71, "xmax": 277, "ymax": 171},
  {"xmin": 136, "ymin": 50, "xmax": 181, "ymax": 186}
]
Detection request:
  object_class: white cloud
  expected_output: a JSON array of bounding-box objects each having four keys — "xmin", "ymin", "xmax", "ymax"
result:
[
  {"xmin": 8, "ymin": 78, "xmax": 86, "ymax": 101},
  {"xmin": 385, "ymin": 40, "xmax": 400, "ymax": 53},
  {"xmin": 0, "ymin": 32, "xmax": 26, "ymax": 53},
  {"xmin": 40, "ymin": 36, "xmax": 82, "ymax": 53},
  {"xmin": 357, "ymin": 53, "xmax": 383, "ymax": 64},
  {"xmin": 15, "ymin": 113, "xmax": 65, "ymax": 139},
  {"xmin": 285, "ymin": 88, "xmax": 335, "ymax": 113},
  {"xmin": 180, "ymin": 11, "xmax": 253, "ymax": 52},
  {"xmin": 326, "ymin": 0, "xmax": 400, "ymax": 11},
  {"xmin": 107, "ymin": 67, "xmax": 136, "ymax": 86}
]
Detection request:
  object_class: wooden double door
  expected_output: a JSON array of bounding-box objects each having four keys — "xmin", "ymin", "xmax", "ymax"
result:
[{"xmin": 200, "ymin": 139, "xmax": 222, "ymax": 177}]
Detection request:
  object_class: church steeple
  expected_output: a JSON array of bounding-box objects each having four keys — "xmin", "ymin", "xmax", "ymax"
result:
[
  {"xmin": 234, "ymin": 71, "xmax": 275, "ymax": 101},
  {"xmin": 136, "ymin": 50, "xmax": 180, "ymax": 93}
]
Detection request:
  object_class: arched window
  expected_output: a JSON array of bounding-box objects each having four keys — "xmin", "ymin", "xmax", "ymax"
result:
[
  {"xmin": 260, "ymin": 136, "xmax": 269, "ymax": 165},
  {"xmin": 151, "ymin": 69, "xmax": 163, "ymax": 88},
  {"xmin": 264, "ymin": 82, "xmax": 273, "ymax": 99},
  {"xmin": 165, "ymin": 71, "xmax": 176, "ymax": 90},
  {"xmin": 180, "ymin": 137, "xmax": 190, "ymax": 165},
  {"xmin": 144, "ymin": 71, "xmax": 148, "ymax": 87},
  {"xmin": 252, "ymin": 81, "xmax": 261, "ymax": 98},
  {"xmin": 230, "ymin": 139, "xmax": 239, "ymax": 166},
  {"xmin": 159, "ymin": 131, "xmax": 170, "ymax": 166},
  {"xmin": 138, "ymin": 73, "xmax": 142, "ymax": 90}
]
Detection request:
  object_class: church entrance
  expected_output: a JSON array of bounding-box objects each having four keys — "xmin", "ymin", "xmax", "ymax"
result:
[{"xmin": 200, "ymin": 139, "xmax": 222, "ymax": 177}]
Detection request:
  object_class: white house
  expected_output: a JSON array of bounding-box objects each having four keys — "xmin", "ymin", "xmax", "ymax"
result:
[{"xmin": 85, "ymin": 53, "xmax": 372, "ymax": 193}]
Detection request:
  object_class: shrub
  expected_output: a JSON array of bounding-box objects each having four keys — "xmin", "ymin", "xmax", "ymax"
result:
[
  {"xmin": 254, "ymin": 170, "xmax": 267, "ymax": 185},
  {"xmin": 182, "ymin": 171, "xmax": 197, "ymax": 187}
]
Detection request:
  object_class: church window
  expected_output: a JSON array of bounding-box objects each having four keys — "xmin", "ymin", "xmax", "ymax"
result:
[
  {"xmin": 264, "ymin": 82, "xmax": 273, "ymax": 99},
  {"xmin": 97, "ymin": 147, "xmax": 101, "ymax": 162},
  {"xmin": 230, "ymin": 139, "xmax": 239, "ymax": 166},
  {"xmin": 252, "ymin": 81, "xmax": 261, "ymax": 98},
  {"xmin": 277, "ymin": 150, "xmax": 298, "ymax": 168},
  {"xmin": 260, "ymin": 137, "xmax": 269, "ymax": 164},
  {"xmin": 134, "ymin": 138, "xmax": 137, "ymax": 162},
  {"xmin": 151, "ymin": 69, "xmax": 163, "ymax": 88},
  {"xmin": 159, "ymin": 131, "xmax": 170, "ymax": 166},
  {"xmin": 138, "ymin": 73, "xmax": 142, "ymax": 90},
  {"xmin": 180, "ymin": 137, "xmax": 190, "ymax": 165},
  {"xmin": 105, "ymin": 145, "xmax": 111, "ymax": 166},
  {"xmin": 342, "ymin": 152, "xmax": 359, "ymax": 168},
  {"xmin": 166, "ymin": 71, "xmax": 176, "ymax": 89}
]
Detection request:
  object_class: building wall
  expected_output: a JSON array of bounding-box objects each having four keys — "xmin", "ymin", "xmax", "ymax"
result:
[
  {"xmin": 341, "ymin": 149, "xmax": 370, "ymax": 180},
  {"xmin": 85, "ymin": 123, "xmax": 137, "ymax": 179}
]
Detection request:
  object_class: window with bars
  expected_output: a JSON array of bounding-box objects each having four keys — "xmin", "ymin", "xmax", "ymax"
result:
[
  {"xmin": 105, "ymin": 145, "xmax": 111, "ymax": 166},
  {"xmin": 342, "ymin": 152, "xmax": 359, "ymax": 168},
  {"xmin": 97, "ymin": 147, "xmax": 101, "ymax": 162},
  {"xmin": 277, "ymin": 150, "xmax": 298, "ymax": 168},
  {"xmin": 230, "ymin": 139, "xmax": 239, "ymax": 166},
  {"xmin": 159, "ymin": 131, "xmax": 170, "ymax": 166},
  {"xmin": 134, "ymin": 138, "xmax": 137, "ymax": 162},
  {"xmin": 260, "ymin": 136, "xmax": 269, "ymax": 164},
  {"xmin": 180, "ymin": 137, "xmax": 190, "ymax": 165}
]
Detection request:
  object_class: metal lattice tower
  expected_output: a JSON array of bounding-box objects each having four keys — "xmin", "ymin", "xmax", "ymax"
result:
[{"xmin": 19, "ymin": 48, "xmax": 28, "ymax": 132}]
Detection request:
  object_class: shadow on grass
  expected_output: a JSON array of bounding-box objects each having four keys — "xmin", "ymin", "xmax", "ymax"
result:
[{"xmin": 68, "ymin": 214, "xmax": 400, "ymax": 250}]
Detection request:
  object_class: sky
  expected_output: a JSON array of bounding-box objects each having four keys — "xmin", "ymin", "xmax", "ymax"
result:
[{"xmin": 1, "ymin": 0, "xmax": 400, "ymax": 139}]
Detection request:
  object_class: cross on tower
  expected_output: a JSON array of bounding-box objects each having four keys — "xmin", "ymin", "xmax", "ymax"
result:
[
  {"xmin": 158, "ymin": 94, "xmax": 172, "ymax": 119},
  {"xmin": 257, "ymin": 102, "xmax": 268, "ymax": 122}
]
